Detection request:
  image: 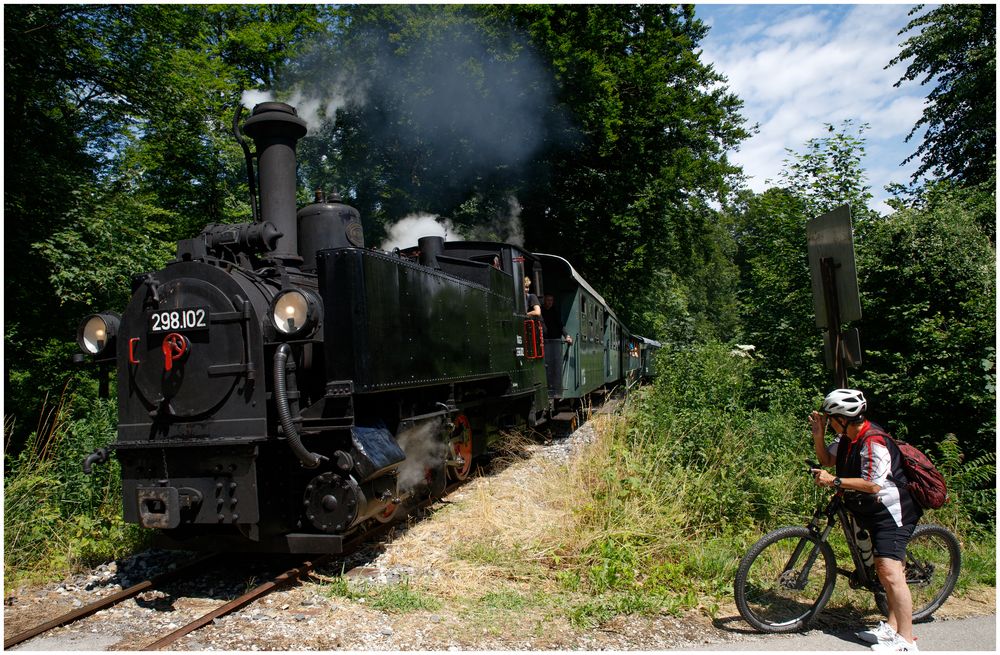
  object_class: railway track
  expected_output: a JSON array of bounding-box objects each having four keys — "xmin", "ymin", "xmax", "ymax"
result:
[
  {"xmin": 3, "ymin": 552, "xmax": 219, "ymax": 649},
  {"xmin": 5, "ymin": 487, "xmax": 458, "ymax": 651}
]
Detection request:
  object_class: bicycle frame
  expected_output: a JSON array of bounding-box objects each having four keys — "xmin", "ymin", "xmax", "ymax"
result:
[
  {"xmin": 802, "ymin": 493, "xmax": 883, "ymax": 593},
  {"xmin": 736, "ymin": 486, "xmax": 960, "ymax": 633}
]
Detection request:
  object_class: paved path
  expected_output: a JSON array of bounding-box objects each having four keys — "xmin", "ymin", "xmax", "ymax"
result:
[{"xmin": 691, "ymin": 614, "xmax": 995, "ymax": 651}]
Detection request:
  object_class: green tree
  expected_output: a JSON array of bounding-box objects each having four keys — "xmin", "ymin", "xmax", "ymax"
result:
[
  {"xmin": 731, "ymin": 187, "xmax": 825, "ymax": 400},
  {"xmin": 4, "ymin": 4, "xmax": 323, "ymax": 449},
  {"xmin": 888, "ymin": 4, "xmax": 996, "ymax": 186},
  {"xmin": 501, "ymin": 4, "xmax": 749, "ymax": 334},
  {"xmin": 776, "ymin": 121, "xmax": 875, "ymax": 221},
  {"xmin": 854, "ymin": 182, "xmax": 996, "ymax": 456},
  {"xmin": 731, "ymin": 122, "xmax": 875, "ymax": 402},
  {"xmin": 5, "ymin": 5, "xmax": 143, "ymax": 444},
  {"xmin": 733, "ymin": 122, "xmax": 995, "ymax": 458},
  {"xmin": 287, "ymin": 5, "xmax": 748, "ymax": 337}
]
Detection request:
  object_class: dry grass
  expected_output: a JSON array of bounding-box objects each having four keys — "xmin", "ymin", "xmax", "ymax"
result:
[{"xmin": 377, "ymin": 426, "xmax": 594, "ymax": 599}]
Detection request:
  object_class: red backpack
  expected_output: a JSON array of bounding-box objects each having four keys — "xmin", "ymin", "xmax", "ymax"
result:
[
  {"xmin": 865, "ymin": 425, "xmax": 949, "ymax": 510},
  {"xmin": 894, "ymin": 439, "xmax": 949, "ymax": 510}
]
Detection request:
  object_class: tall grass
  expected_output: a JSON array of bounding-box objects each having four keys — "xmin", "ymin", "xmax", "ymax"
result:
[
  {"xmin": 4, "ymin": 390, "xmax": 148, "ymax": 587},
  {"xmin": 546, "ymin": 342, "xmax": 996, "ymax": 623}
]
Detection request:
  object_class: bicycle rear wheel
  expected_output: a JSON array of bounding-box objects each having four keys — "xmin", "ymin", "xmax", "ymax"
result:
[
  {"xmin": 735, "ymin": 526, "xmax": 837, "ymax": 633},
  {"xmin": 874, "ymin": 523, "xmax": 961, "ymax": 621}
]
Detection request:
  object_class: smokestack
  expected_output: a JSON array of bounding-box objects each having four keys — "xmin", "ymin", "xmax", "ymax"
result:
[
  {"xmin": 242, "ymin": 102, "xmax": 308, "ymax": 265},
  {"xmin": 418, "ymin": 236, "xmax": 444, "ymax": 269}
]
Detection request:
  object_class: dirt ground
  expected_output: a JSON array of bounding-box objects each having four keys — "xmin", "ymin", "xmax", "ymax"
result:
[{"xmin": 4, "ymin": 419, "xmax": 995, "ymax": 651}]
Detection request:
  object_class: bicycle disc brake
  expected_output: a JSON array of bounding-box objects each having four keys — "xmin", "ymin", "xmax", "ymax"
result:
[
  {"xmin": 778, "ymin": 569, "xmax": 805, "ymax": 590},
  {"xmin": 906, "ymin": 560, "xmax": 935, "ymax": 587}
]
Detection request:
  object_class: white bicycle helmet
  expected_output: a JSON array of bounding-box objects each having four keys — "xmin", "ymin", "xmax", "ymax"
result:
[{"xmin": 821, "ymin": 388, "xmax": 867, "ymax": 419}]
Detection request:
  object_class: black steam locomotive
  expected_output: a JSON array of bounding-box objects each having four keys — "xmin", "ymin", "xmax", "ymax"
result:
[{"xmin": 76, "ymin": 102, "xmax": 659, "ymax": 553}]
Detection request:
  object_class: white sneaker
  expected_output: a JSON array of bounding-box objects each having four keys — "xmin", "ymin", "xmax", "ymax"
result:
[
  {"xmin": 870, "ymin": 633, "xmax": 919, "ymax": 652},
  {"xmin": 856, "ymin": 621, "xmax": 896, "ymax": 645}
]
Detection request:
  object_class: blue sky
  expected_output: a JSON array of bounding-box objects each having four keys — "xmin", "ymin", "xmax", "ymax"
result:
[{"xmin": 694, "ymin": 4, "xmax": 932, "ymax": 214}]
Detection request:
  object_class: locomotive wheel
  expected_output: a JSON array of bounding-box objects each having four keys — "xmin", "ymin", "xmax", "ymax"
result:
[
  {"xmin": 448, "ymin": 414, "xmax": 473, "ymax": 481},
  {"xmin": 376, "ymin": 502, "xmax": 400, "ymax": 523}
]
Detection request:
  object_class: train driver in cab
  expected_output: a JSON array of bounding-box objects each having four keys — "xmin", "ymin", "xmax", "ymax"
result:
[{"xmin": 524, "ymin": 277, "xmax": 542, "ymax": 319}]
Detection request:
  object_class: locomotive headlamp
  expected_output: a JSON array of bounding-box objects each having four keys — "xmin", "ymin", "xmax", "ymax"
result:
[
  {"xmin": 270, "ymin": 289, "xmax": 320, "ymax": 337},
  {"xmin": 77, "ymin": 313, "xmax": 120, "ymax": 355}
]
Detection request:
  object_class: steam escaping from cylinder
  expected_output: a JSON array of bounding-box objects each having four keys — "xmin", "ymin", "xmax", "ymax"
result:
[{"xmin": 395, "ymin": 419, "xmax": 449, "ymax": 494}]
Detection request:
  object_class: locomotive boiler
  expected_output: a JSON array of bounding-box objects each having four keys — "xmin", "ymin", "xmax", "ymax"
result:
[{"xmin": 76, "ymin": 102, "xmax": 657, "ymax": 553}]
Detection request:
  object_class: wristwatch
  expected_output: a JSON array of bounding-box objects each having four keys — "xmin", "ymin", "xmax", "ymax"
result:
[{"xmin": 833, "ymin": 477, "xmax": 843, "ymax": 488}]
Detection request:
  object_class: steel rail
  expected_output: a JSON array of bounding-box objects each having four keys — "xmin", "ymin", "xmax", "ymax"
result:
[
  {"xmin": 142, "ymin": 485, "xmax": 460, "ymax": 650},
  {"xmin": 142, "ymin": 555, "xmax": 334, "ymax": 650},
  {"xmin": 3, "ymin": 553, "xmax": 220, "ymax": 649}
]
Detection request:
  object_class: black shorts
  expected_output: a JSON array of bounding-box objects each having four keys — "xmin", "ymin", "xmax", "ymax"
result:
[{"xmin": 871, "ymin": 523, "xmax": 917, "ymax": 562}]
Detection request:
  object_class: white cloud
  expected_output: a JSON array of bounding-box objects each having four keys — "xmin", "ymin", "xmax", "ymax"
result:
[
  {"xmin": 698, "ymin": 4, "xmax": 930, "ymax": 211},
  {"xmin": 868, "ymin": 96, "xmax": 927, "ymax": 138},
  {"xmin": 763, "ymin": 13, "xmax": 828, "ymax": 41}
]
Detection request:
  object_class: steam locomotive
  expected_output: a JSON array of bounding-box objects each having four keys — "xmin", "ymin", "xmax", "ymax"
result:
[{"xmin": 76, "ymin": 102, "xmax": 659, "ymax": 553}]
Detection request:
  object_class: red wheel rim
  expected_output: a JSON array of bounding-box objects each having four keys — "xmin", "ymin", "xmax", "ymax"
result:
[
  {"xmin": 449, "ymin": 414, "xmax": 473, "ymax": 481},
  {"xmin": 377, "ymin": 502, "xmax": 398, "ymax": 523}
]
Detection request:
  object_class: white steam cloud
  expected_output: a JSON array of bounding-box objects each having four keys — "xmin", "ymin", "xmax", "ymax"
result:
[
  {"xmin": 395, "ymin": 419, "xmax": 448, "ymax": 493},
  {"xmin": 504, "ymin": 196, "xmax": 525, "ymax": 248},
  {"xmin": 241, "ymin": 78, "xmax": 364, "ymax": 135},
  {"xmin": 380, "ymin": 196, "xmax": 525, "ymax": 251},
  {"xmin": 241, "ymin": 89, "xmax": 275, "ymax": 109},
  {"xmin": 380, "ymin": 213, "xmax": 460, "ymax": 251}
]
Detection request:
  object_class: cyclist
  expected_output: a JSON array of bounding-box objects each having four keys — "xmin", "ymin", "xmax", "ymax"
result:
[{"xmin": 809, "ymin": 388, "xmax": 923, "ymax": 652}]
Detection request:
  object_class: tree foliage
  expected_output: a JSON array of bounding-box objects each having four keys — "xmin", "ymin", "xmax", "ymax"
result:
[
  {"xmin": 854, "ymin": 181, "xmax": 996, "ymax": 455},
  {"xmin": 732, "ymin": 121, "xmax": 995, "ymax": 457},
  {"xmin": 732, "ymin": 122, "xmax": 875, "ymax": 400},
  {"xmin": 281, "ymin": 5, "xmax": 748, "ymax": 338},
  {"xmin": 776, "ymin": 121, "xmax": 875, "ymax": 221},
  {"xmin": 4, "ymin": 5, "xmax": 323, "ymax": 447},
  {"xmin": 889, "ymin": 4, "xmax": 996, "ymax": 186},
  {"xmin": 499, "ymin": 4, "xmax": 749, "ymax": 335}
]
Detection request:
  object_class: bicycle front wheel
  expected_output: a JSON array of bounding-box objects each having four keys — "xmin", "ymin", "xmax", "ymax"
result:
[{"xmin": 735, "ymin": 526, "xmax": 837, "ymax": 633}]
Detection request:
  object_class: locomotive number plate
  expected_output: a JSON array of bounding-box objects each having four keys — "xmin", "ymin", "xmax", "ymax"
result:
[{"xmin": 149, "ymin": 307, "xmax": 210, "ymax": 333}]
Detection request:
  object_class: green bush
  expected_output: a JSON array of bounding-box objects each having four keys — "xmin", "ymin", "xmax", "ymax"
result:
[
  {"xmin": 4, "ymin": 393, "xmax": 148, "ymax": 586},
  {"xmin": 561, "ymin": 342, "xmax": 995, "ymax": 617}
]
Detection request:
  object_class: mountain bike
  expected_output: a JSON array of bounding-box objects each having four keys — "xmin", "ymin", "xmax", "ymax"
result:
[{"xmin": 733, "ymin": 461, "xmax": 961, "ymax": 633}]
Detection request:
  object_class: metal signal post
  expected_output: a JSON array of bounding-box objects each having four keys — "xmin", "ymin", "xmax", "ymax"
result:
[
  {"xmin": 807, "ymin": 205, "xmax": 863, "ymax": 389},
  {"xmin": 820, "ymin": 256, "xmax": 846, "ymax": 387}
]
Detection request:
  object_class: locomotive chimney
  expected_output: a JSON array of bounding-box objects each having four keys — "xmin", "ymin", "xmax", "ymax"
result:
[
  {"xmin": 418, "ymin": 236, "xmax": 444, "ymax": 269},
  {"xmin": 243, "ymin": 102, "xmax": 308, "ymax": 265}
]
